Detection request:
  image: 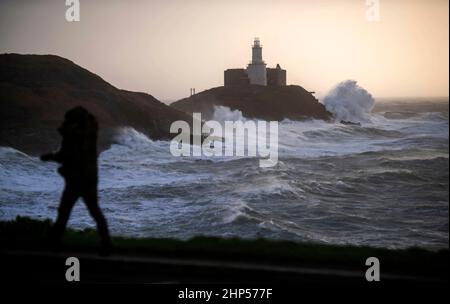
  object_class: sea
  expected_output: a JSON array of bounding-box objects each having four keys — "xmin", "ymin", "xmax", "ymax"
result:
[{"xmin": 0, "ymin": 86, "xmax": 448, "ymax": 250}]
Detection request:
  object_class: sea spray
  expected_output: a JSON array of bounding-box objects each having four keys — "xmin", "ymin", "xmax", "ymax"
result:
[
  {"xmin": 213, "ymin": 106, "xmax": 246, "ymax": 123},
  {"xmin": 323, "ymin": 80, "xmax": 375, "ymax": 123}
]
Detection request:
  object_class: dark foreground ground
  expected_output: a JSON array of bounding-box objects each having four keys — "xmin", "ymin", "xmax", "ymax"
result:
[{"xmin": 0, "ymin": 217, "xmax": 448, "ymax": 284}]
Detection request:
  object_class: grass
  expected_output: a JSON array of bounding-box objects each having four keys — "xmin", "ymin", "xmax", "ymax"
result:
[{"xmin": 0, "ymin": 216, "xmax": 448, "ymax": 278}]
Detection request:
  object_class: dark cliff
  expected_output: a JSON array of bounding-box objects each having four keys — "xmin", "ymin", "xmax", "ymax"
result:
[{"xmin": 0, "ymin": 54, "xmax": 191, "ymax": 154}]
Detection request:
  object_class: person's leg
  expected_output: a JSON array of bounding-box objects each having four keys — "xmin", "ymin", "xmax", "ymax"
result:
[
  {"xmin": 50, "ymin": 185, "xmax": 78, "ymax": 247},
  {"xmin": 82, "ymin": 187, "xmax": 112, "ymax": 252}
]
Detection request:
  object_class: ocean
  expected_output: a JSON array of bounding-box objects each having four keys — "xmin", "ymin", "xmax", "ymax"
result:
[{"xmin": 0, "ymin": 99, "xmax": 448, "ymax": 250}]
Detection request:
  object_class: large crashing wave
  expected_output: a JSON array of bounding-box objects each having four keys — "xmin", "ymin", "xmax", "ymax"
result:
[{"xmin": 323, "ymin": 80, "xmax": 375, "ymax": 123}]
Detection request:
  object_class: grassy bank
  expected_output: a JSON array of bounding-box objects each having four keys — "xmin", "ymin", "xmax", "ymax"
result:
[{"xmin": 1, "ymin": 216, "xmax": 448, "ymax": 279}]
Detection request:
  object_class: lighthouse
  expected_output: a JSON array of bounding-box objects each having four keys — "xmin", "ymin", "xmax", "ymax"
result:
[
  {"xmin": 224, "ymin": 38, "xmax": 286, "ymax": 87},
  {"xmin": 246, "ymin": 37, "xmax": 267, "ymax": 85}
]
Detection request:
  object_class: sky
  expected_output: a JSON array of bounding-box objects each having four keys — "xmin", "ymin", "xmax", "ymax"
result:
[{"xmin": 0, "ymin": 0, "xmax": 448, "ymax": 102}]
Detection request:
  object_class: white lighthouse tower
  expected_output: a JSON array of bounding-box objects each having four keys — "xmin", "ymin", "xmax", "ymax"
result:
[{"xmin": 246, "ymin": 37, "xmax": 267, "ymax": 85}]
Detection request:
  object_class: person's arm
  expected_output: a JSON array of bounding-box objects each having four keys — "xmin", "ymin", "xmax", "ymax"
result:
[
  {"xmin": 41, "ymin": 122, "xmax": 72, "ymax": 163},
  {"xmin": 40, "ymin": 150, "xmax": 64, "ymax": 163}
]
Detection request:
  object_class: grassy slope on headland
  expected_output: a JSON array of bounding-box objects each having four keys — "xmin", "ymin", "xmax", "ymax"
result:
[{"xmin": 0, "ymin": 217, "xmax": 448, "ymax": 279}]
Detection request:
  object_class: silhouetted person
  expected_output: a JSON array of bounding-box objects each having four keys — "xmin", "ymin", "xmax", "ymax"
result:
[{"xmin": 41, "ymin": 106, "xmax": 112, "ymax": 255}]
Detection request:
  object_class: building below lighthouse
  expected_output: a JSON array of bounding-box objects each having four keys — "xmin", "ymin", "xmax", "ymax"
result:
[{"xmin": 224, "ymin": 38, "xmax": 286, "ymax": 87}]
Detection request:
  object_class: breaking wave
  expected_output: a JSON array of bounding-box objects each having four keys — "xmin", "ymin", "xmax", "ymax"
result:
[{"xmin": 323, "ymin": 80, "xmax": 375, "ymax": 123}]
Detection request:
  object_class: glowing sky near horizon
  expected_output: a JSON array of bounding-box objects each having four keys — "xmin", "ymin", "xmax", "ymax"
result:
[{"xmin": 0, "ymin": 0, "xmax": 448, "ymax": 101}]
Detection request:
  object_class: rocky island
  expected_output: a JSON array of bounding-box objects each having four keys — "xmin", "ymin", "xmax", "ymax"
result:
[
  {"xmin": 171, "ymin": 38, "xmax": 331, "ymax": 121},
  {"xmin": 171, "ymin": 84, "xmax": 331, "ymax": 121}
]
